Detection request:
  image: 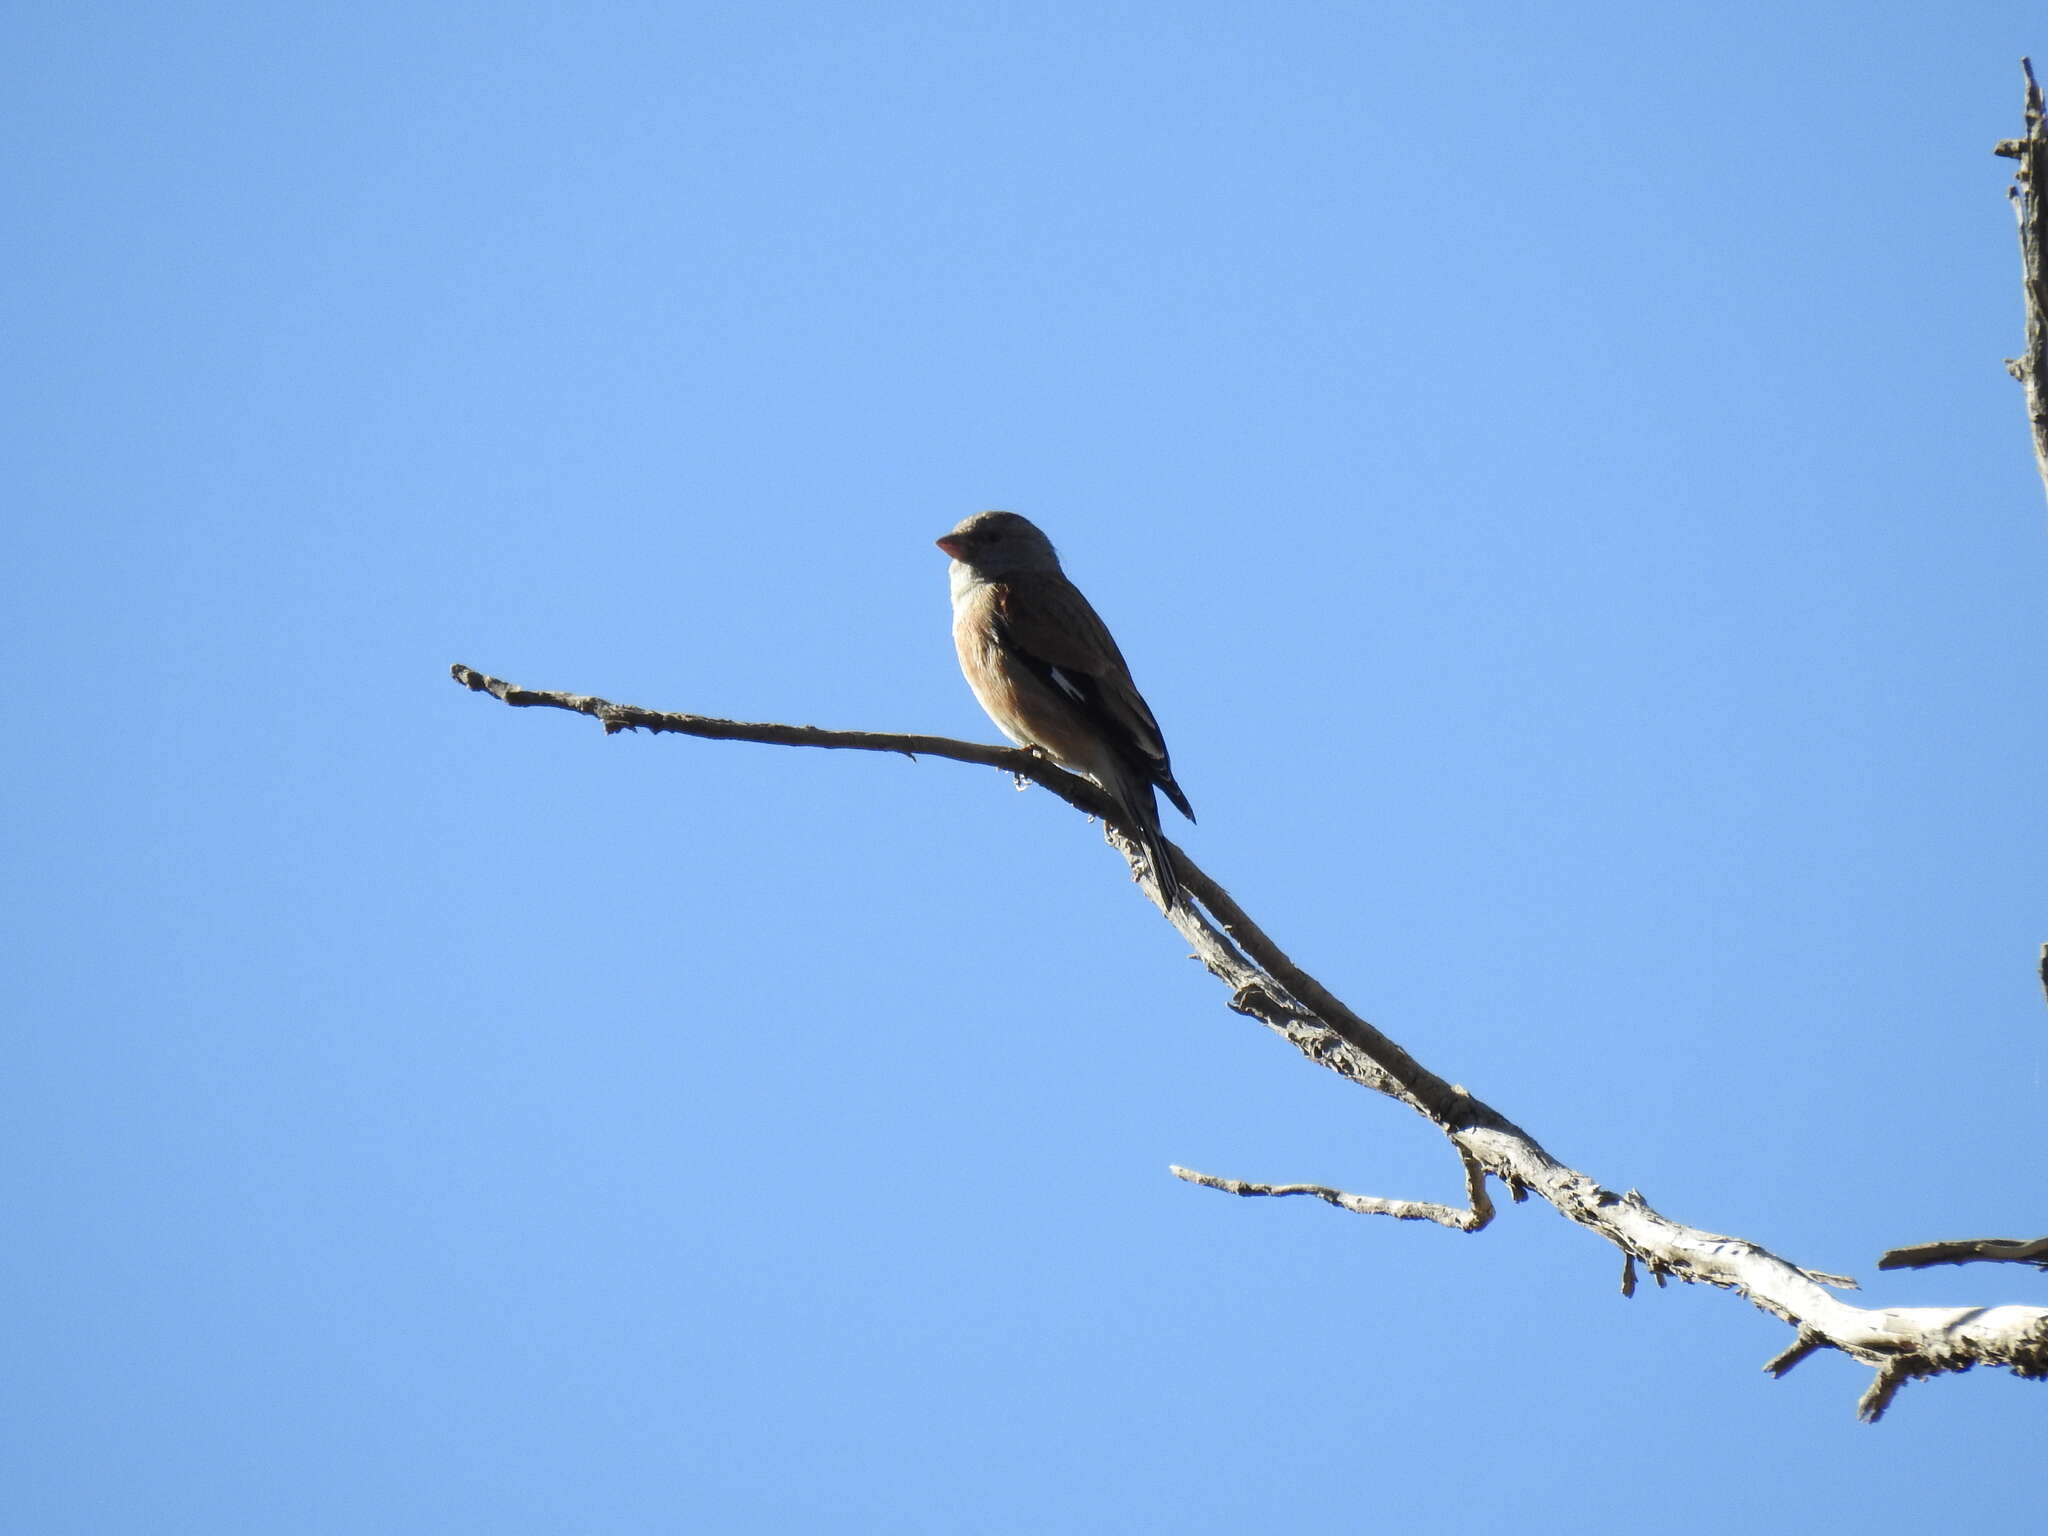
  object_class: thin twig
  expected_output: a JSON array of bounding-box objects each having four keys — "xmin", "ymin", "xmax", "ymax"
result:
[
  {"xmin": 1763, "ymin": 1330, "xmax": 1827, "ymax": 1378},
  {"xmin": 1857, "ymin": 1359, "xmax": 1918, "ymax": 1424},
  {"xmin": 1169, "ymin": 1166, "xmax": 1485, "ymax": 1230}
]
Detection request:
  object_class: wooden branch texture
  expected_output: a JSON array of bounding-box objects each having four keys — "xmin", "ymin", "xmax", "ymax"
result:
[
  {"xmin": 451, "ymin": 663, "xmax": 2048, "ymax": 1420},
  {"xmin": 1878, "ymin": 1237, "xmax": 2048, "ymax": 1272},
  {"xmin": 1995, "ymin": 57, "xmax": 2048, "ymax": 502}
]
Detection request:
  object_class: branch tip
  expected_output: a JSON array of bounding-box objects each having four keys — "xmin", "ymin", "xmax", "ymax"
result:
[
  {"xmin": 1877, "ymin": 1235, "xmax": 2048, "ymax": 1271},
  {"xmin": 1763, "ymin": 1330, "xmax": 1827, "ymax": 1379},
  {"xmin": 1856, "ymin": 1361, "xmax": 1914, "ymax": 1423}
]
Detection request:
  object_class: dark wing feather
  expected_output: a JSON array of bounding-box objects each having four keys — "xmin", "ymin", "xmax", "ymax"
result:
[{"xmin": 989, "ymin": 577, "xmax": 1195, "ymax": 823}]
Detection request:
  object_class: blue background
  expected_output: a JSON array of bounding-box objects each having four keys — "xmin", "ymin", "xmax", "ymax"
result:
[{"xmin": 8, "ymin": 3, "xmax": 2045, "ymax": 1530}]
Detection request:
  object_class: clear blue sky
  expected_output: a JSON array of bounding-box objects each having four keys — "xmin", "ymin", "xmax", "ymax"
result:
[{"xmin": 7, "ymin": 2, "xmax": 2045, "ymax": 1530}]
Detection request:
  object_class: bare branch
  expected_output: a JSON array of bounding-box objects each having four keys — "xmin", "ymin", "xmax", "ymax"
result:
[
  {"xmin": 453, "ymin": 660, "xmax": 1046, "ymax": 778},
  {"xmin": 449, "ymin": 663, "xmax": 1173, "ymax": 897},
  {"xmin": 1878, "ymin": 1237, "xmax": 2048, "ymax": 1272},
  {"xmin": 1169, "ymin": 1165, "xmax": 1485, "ymax": 1231},
  {"xmin": 452, "ymin": 663, "xmax": 2048, "ymax": 1419},
  {"xmin": 1811, "ymin": 63, "xmax": 2048, "ymax": 1315},
  {"xmin": 1996, "ymin": 57, "xmax": 2048, "ymax": 504},
  {"xmin": 1858, "ymin": 1360, "xmax": 1916, "ymax": 1424},
  {"xmin": 1763, "ymin": 1329, "xmax": 1827, "ymax": 1378}
]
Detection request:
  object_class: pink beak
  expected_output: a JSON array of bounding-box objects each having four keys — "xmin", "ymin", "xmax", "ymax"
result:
[{"xmin": 935, "ymin": 535, "xmax": 966, "ymax": 558}]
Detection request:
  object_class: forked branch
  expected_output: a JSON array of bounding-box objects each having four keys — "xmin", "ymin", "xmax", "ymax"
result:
[{"xmin": 451, "ymin": 662, "xmax": 2048, "ymax": 1420}]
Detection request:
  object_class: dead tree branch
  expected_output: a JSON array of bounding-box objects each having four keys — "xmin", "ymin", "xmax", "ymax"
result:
[
  {"xmin": 1169, "ymin": 1141, "xmax": 1494, "ymax": 1233},
  {"xmin": 1869, "ymin": 949, "xmax": 2048, "ymax": 1278},
  {"xmin": 450, "ymin": 661, "xmax": 2048, "ymax": 1420},
  {"xmin": 1878, "ymin": 1237, "xmax": 2048, "ymax": 1273},
  {"xmin": 1890, "ymin": 70, "xmax": 2048, "ymax": 1290},
  {"xmin": 1995, "ymin": 56, "xmax": 2048, "ymax": 502}
]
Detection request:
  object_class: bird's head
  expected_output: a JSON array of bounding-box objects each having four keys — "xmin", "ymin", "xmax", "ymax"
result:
[{"xmin": 935, "ymin": 510, "xmax": 1061, "ymax": 575}]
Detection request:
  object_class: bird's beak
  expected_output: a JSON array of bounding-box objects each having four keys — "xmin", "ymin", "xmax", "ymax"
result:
[{"xmin": 935, "ymin": 535, "xmax": 966, "ymax": 558}]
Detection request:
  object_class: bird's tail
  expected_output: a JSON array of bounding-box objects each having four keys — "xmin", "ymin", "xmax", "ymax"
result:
[
  {"xmin": 1145, "ymin": 821, "xmax": 1184, "ymax": 911},
  {"xmin": 1113, "ymin": 773, "xmax": 1183, "ymax": 911}
]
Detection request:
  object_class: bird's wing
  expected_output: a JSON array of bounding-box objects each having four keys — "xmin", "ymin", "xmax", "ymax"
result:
[{"xmin": 990, "ymin": 571, "xmax": 1172, "ymax": 768}]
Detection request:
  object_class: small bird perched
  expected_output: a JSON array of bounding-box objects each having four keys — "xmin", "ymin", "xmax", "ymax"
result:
[{"xmin": 936, "ymin": 510, "xmax": 1196, "ymax": 908}]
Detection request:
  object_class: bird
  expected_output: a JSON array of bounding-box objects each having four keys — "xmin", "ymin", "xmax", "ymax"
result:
[{"xmin": 936, "ymin": 510, "xmax": 1195, "ymax": 908}]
